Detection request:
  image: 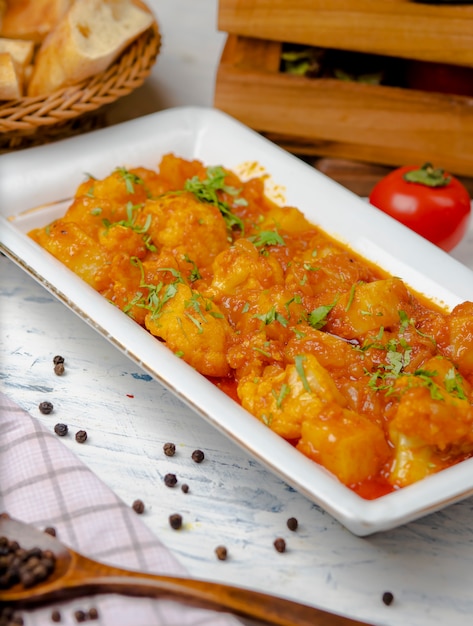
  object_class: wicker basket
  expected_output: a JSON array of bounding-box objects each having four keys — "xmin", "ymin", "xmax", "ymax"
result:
[{"xmin": 0, "ymin": 22, "xmax": 161, "ymax": 152}]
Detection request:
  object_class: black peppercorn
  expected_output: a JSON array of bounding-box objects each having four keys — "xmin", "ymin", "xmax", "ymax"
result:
[
  {"xmin": 0, "ymin": 537, "xmax": 57, "ymax": 593},
  {"xmin": 54, "ymin": 423, "xmax": 68, "ymax": 437},
  {"xmin": 43, "ymin": 549, "xmax": 55, "ymax": 561},
  {"xmin": 32, "ymin": 563, "xmax": 48, "ymax": 581},
  {"xmin": 87, "ymin": 608, "xmax": 99, "ymax": 620},
  {"xmin": 163, "ymin": 442, "xmax": 176, "ymax": 457},
  {"xmin": 215, "ymin": 545, "xmax": 228, "ymax": 561},
  {"xmin": 181, "ymin": 483, "xmax": 189, "ymax": 494},
  {"xmin": 164, "ymin": 473, "xmax": 178, "ymax": 488},
  {"xmin": 38, "ymin": 401, "xmax": 54, "ymax": 415},
  {"xmin": 54, "ymin": 363, "xmax": 65, "ymax": 376},
  {"xmin": 74, "ymin": 609, "xmax": 86, "ymax": 623},
  {"xmin": 20, "ymin": 571, "xmax": 36, "ymax": 588},
  {"xmin": 26, "ymin": 547, "xmax": 43, "ymax": 559},
  {"xmin": 286, "ymin": 517, "xmax": 298, "ymax": 531},
  {"xmin": 191, "ymin": 449, "xmax": 205, "ymax": 463},
  {"xmin": 75, "ymin": 430, "xmax": 87, "ymax": 444},
  {"xmin": 169, "ymin": 513, "xmax": 182, "ymax": 530},
  {"xmin": 53, "ymin": 355, "xmax": 65, "ymax": 365},
  {"xmin": 26, "ymin": 556, "xmax": 41, "ymax": 570},
  {"xmin": 132, "ymin": 499, "xmax": 145, "ymax": 514},
  {"xmin": 44, "ymin": 527, "xmax": 56, "ymax": 537},
  {"xmin": 273, "ymin": 537, "xmax": 286, "ymax": 553},
  {"xmin": 382, "ymin": 591, "xmax": 394, "ymax": 606},
  {"xmin": 51, "ymin": 609, "xmax": 61, "ymax": 622},
  {"xmin": 42, "ymin": 556, "xmax": 56, "ymax": 574}
]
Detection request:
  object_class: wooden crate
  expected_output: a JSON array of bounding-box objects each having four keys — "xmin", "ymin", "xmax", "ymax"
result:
[
  {"xmin": 218, "ymin": 0, "xmax": 473, "ymax": 67},
  {"xmin": 214, "ymin": 1, "xmax": 473, "ymax": 177}
]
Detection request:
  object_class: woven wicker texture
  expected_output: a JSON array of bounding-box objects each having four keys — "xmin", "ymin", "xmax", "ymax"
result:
[{"xmin": 0, "ymin": 22, "xmax": 161, "ymax": 151}]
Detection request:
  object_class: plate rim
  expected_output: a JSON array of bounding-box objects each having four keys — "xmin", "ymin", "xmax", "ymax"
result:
[{"xmin": 2, "ymin": 105, "xmax": 473, "ymax": 536}]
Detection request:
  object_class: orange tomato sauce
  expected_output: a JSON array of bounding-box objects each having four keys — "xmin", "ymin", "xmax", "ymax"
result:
[{"xmin": 28, "ymin": 154, "xmax": 473, "ymax": 499}]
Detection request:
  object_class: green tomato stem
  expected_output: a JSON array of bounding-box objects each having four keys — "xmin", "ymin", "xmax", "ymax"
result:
[{"xmin": 403, "ymin": 163, "xmax": 451, "ymax": 187}]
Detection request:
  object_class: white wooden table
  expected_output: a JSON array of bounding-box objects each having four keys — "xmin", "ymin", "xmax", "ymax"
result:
[{"xmin": 2, "ymin": 2, "xmax": 473, "ymax": 625}]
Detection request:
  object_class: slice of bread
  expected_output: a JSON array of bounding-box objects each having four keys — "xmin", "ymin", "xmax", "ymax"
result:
[
  {"xmin": 0, "ymin": 37, "xmax": 34, "ymax": 70},
  {"xmin": 0, "ymin": 0, "xmax": 73, "ymax": 44},
  {"xmin": 0, "ymin": 51, "xmax": 22, "ymax": 99},
  {"xmin": 27, "ymin": 0, "xmax": 154, "ymax": 97}
]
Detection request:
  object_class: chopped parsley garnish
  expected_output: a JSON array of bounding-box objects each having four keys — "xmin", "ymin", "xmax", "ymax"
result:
[
  {"xmin": 398, "ymin": 309, "xmax": 436, "ymax": 346},
  {"xmin": 183, "ymin": 254, "xmax": 202, "ymax": 282},
  {"xmin": 185, "ymin": 292, "xmax": 208, "ymax": 319},
  {"xmin": 125, "ymin": 258, "xmax": 183, "ymax": 319},
  {"xmin": 185, "ymin": 312, "xmax": 204, "ymax": 333},
  {"xmin": 103, "ymin": 202, "xmax": 147, "ymax": 232},
  {"xmin": 253, "ymin": 306, "xmax": 288, "ymax": 327},
  {"xmin": 284, "ymin": 295, "xmax": 302, "ymax": 312},
  {"xmin": 303, "ymin": 262, "xmax": 319, "ymax": 272},
  {"xmin": 398, "ymin": 309, "xmax": 411, "ymax": 332},
  {"xmin": 184, "ymin": 166, "xmax": 245, "ymax": 233},
  {"xmin": 294, "ymin": 355, "xmax": 311, "ymax": 393},
  {"xmin": 355, "ymin": 326, "xmax": 385, "ymax": 352},
  {"xmin": 116, "ymin": 167, "xmax": 148, "ymax": 196},
  {"xmin": 366, "ymin": 349, "xmax": 465, "ymax": 401},
  {"xmin": 102, "ymin": 202, "xmax": 156, "ymax": 252},
  {"xmin": 272, "ymin": 383, "xmax": 290, "ymax": 409},
  {"xmin": 386, "ymin": 344, "xmax": 411, "ymax": 377},
  {"xmin": 253, "ymin": 346, "xmax": 272, "ymax": 358},
  {"xmin": 344, "ymin": 281, "xmax": 362, "ymax": 312},
  {"xmin": 183, "ymin": 291, "xmax": 223, "ymax": 331},
  {"xmin": 366, "ymin": 338, "xmax": 413, "ymax": 391},
  {"xmin": 444, "ymin": 367, "xmax": 467, "ymax": 400},
  {"xmin": 413, "ymin": 370, "xmax": 444, "ymax": 400},
  {"xmin": 308, "ymin": 298, "xmax": 338, "ymax": 330},
  {"xmin": 249, "ymin": 229, "xmax": 285, "ymax": 248}
]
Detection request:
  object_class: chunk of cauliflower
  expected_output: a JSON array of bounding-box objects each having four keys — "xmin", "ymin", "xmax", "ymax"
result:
[
  {"xmin": 145, "ymin": 283, "xmax": 232, "ymax": 377},
  {"xmin": 237, "ymin": 353, "xmax": 346, "ymax": 440}
]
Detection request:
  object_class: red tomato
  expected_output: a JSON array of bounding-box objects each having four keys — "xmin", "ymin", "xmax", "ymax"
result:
[{"xmin": 368, "ymin": 163, "xmax": 471, "ymax": 252}]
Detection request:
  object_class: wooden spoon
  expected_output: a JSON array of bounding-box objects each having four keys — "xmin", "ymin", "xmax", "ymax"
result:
[{"xmin": 0, "ymin": 516, "xmax": 371, "ymax": 626}]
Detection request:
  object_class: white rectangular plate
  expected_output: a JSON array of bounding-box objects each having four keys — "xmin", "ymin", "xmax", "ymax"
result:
[{"xmin": 2, "ymin": 106, "xmax": 473, "ymax": 536}]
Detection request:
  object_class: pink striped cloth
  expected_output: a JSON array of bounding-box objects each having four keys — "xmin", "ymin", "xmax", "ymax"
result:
[{"xmin": 0, "ymin": 391, "xmax": 243, "ymax": 626}]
